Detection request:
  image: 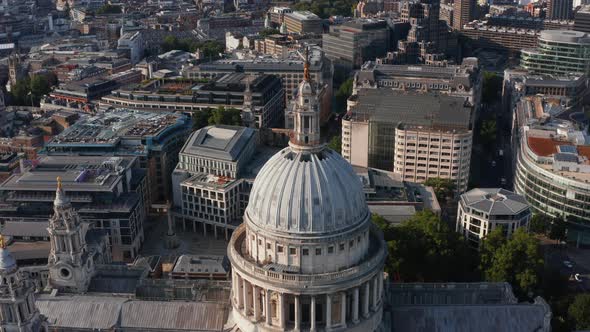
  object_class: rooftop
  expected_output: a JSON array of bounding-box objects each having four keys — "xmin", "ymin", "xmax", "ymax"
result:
[
  {"xmin": 47, "ymin": 109, "xmax": 188, "ymax": 147},
  {"xmin": 0, "ymin": 156, "xmax": 134, "ymax": 193},
  {"xmin": 180, "ymin": 125, "xmax": 256, "ymax": 162},
  {"xmin": 461, "ymin": 188, "xmax": 530, "ymax": 216},
  {"xmin": 539, "ymin": 30, "xmax": 590, "ymax": 44}
]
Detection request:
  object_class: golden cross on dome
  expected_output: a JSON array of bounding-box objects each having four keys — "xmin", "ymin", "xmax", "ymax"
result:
[
  {"xmin": 0, "ymin": 233, "xmax": 5, "ymax": 249},
  {"xmin": 303, "ymin": 47, "xmax": 310, "ymax": 82},
  {"xmin": 57, "ymin": 176, "xmax": 62, "ymax": 190}
]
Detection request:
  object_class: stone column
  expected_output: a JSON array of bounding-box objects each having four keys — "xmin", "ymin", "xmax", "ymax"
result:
[
  {"xmin": 242, "ymin": 278, "xmax": 249, "ymax": 316},
  {"xmin": 279, "ymin": 293, "xmax": 286, "ymax": 328},
  {"xmin": 326, "ymin": 294, "xmax": 332, "ymax": 330},
  {"xmin": 237, "ymin": 275, "xmax": 244, "ymax": 309},
  {"xmin": 265, "ymin": 289, "xmax": 272, "ymax": 326},
  {"xmin": 371, "ymin": 277, "xmax": 378, "ymax": 310},
  {"xmin": 352, "ymin": 287, "xmax": 359, "ymax": 323},
  {"xmin": 340, "ymin": 292, "xmax": 347, "ymax": 327},
  {"xmin": 379, "ymin": 272, "xmax": 384, "ymax": 302},
  {"xmin": 363, "ymin": 282, "xmax": 370, "ymax": 318},
  {"xmin": 253, "ymin": 285, "xmax": 261, "ymax": 321},
  {"xmin": 310, "ymin": 296, "xmax": 316, "ymax": 332},
  {"xmin": 294, "ymin": 295, "xmax": 301, "ymax": 331}
]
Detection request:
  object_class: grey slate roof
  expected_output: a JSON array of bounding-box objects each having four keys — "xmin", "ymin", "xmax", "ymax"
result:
[
  {"xmin": 37, "ymin": 295, "xmax": 229, "ymax": 331},
  {"xmin": 181, "ymin": 125, "xmax": 255, "ymax": 161},
  {"xmin": 461, "ymin": 188, "xmax": 530, "ymax": 216},
  {"xmin": 2, "ymin": 221, "xmax": 49, "ymax": 238},
  {"xmin": 391, "ymin": 304, "xmax": 550, "ymax": 332}
]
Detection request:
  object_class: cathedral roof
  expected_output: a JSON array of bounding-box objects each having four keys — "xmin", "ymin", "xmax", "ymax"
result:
[{"xmin": 244, "ymin": 51, "xmax": 369, "ymax": 236}]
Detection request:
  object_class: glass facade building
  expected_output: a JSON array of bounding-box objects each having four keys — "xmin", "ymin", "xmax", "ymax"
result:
[{"xmin": 521, "ymin": 30, "xmax": 590, "ymax": 76}]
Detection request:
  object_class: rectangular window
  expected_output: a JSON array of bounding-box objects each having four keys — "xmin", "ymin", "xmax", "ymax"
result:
[
  {"xmin": 315, "ymin": 248, "xmax": 322, "ymax": 255},
  {"xmin": 339, "ymin": 243, "xmax": 345, "ymax": 251},
  {"xmin": 277, "ymin": 245, "xmax": 284, "ymax": 253},
  {"xmin": 302, "ymin": 248, "xmax": 309, "ymax": 256},
  {"xmin": 328, "ymin": 246, "xmax": 334, "ymax": 254},
  {"xmin": 266, "ymin": 243, "xmax": 271, "ymax": 250},
  {"xmin": 289, "ymin": 247, "xmax": 297, "ymax": 255}
]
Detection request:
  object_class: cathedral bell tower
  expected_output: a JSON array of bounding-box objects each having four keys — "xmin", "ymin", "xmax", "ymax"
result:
[
  {"xmin": 289, "ymin": 48, "xmax": 323, "ymax": 152},
  {"xmin": 47, "ymin": 177, "xmax": 95, "ymax": 293},
  {"xmin": 0, "ymin": 235, "xmax": 47, "ymax": 332}
]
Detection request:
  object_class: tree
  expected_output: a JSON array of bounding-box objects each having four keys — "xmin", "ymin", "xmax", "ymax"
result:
[
  {"xmin": 259, "ymin": 28, "xmax": 280, "ymax": 38},
  {"xmin": 334, "ymin": 78, "xmax": 353, "ymax": 113},
  {"xmin": 328, "ymin": 135, "xmax": 341, "ymax": 154},
  {"xmin": 479, "ymin": 119, "xmax": 497, "ymax": 150},
  {"xmin": 375, "ymin": 211, "xmax": 478, "ymax": 282},
  {"xmin": 8, "ymin": 74, "xmax": 53, "ymax": 107},
  {"xmin": 96, "ymin": 4, "xmax": 122, "ymax": 14},
  {"xmin": 193, "ymin": 108, "xmax": 213, "ymax": 130},
  {"xmin": 481, "ymin": 228, "xmax": 544, "ymax": 298},
  {"xmin": 529, "ymin": 214, "xmax": 550, "ymax": 235},
  {"xmin": 482, "ymin": 71, "xmax": 502, "ymax": 104},
  {"xmin": 569, "ymin": 294, "xmax": 590, "ymax": 330},
  {"xmin": 548, "ymin": 218, "xmax": 567, "ymax": 243},
  {"xmin": 424, "ymin": 177, "xmax": 455, "ymax": 205},
  {"xmin": 208, "ymin": 107, "xmax": 242, "ymax": 126}
]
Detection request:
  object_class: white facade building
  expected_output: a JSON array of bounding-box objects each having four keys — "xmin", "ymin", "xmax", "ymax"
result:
[
  {"xmin": 118, "ymin": 31, "xmax": 144, "ymax": 65},
  {"xmin": 227, "ymin": 53, "xmax": 386, "ymax": 332},
  {"xmin": 456, "ymin": 188, "xmax": 532, "ymax": 248}
]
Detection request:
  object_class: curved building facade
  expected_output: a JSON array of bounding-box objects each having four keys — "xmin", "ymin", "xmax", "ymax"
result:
[
  {"xmin": 228, "ymin": 55, "xmax": 387, "ymax": 332},
  {"xmin": 514, "ymin": 126, "xmax": 590, "ymax": 246},
  {"xmin": 521, "ymin": 30, "xmax": 590, "ymax": 76}
]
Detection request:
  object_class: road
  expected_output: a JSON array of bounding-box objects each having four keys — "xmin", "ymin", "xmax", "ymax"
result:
[{"xmin": 473, "ymin": 101, "xmax": 512, "ymax": 189}]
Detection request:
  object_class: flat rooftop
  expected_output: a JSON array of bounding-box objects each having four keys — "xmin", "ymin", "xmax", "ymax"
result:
[
  {"xmin": 47, "ymin": 109, "xmax": 186, "ymax": 146},
  {"xmin": 0, "ymin": 156, "xmax": 134, "ymax": 193},
  {"xmin": 180, "ymin": 125, "xmax": 256, "ymax": 162}
]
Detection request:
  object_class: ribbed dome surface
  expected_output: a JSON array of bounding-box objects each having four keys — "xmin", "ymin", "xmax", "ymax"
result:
[
  {"xmin": 245, "ymin": 147, "xmax": 369, "ymax": 235},
  {"xmin": 0, "ymin": 248, "xmax": 16, "ymax": 272}
]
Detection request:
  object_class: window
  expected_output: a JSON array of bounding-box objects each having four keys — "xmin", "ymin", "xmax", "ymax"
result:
[
  {"xmin": 258, "ymin": 239, "xmax": 262, "ymax": 245},
  {"xmin": 315, "ymin": 248, "xmax": 322, "ymax": 255},
  {"xmin": 289, "ymin": 247, "xmax": 297, "ymax": 255},
  {"xmin": 302, "ymin": 248, "xmax": 309, "ymax": 256},
  {"xmin": 266, "ymin": 243, "xmax": 271, "ymax": 250},
  {"xmin": 277, "ymin": 245, "xmax": 284, "ymax": 253},
  {"xmin": 328, "ymin": 246, "xmax": 334, "ymax": 254},
  {"xmin": 349, "ymin": 240, "xmax": 354, "ymax": 248},
  {"xmin": 339, "ymin": 243, "xmax": 345, "ymax": 251}
]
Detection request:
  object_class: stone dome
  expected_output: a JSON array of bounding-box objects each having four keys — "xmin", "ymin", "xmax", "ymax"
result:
[{"xmin": 245, "ymin": 147, "xmax": 370, "ymax": 236}]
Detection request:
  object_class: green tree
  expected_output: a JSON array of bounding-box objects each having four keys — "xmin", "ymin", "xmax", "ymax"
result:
[
  {"xmin": 193, "ymin": 108, "xmax": 213, "ymax": 129},
  {"xmin": 375, "ymin": 211, "xmax": 478, "ymax": 282},
  {"xmin": 569, "ymin": 294, "xmax": 590, "ymax": 330},
  {"xmin": 481, "ymin": 228, "xmax": 544, "ymax": 298},
  {"xmin": 479, "ymin": 227, "xmax": 506, "ymax": 272},
  {"xmin": 334, "ymin": 78, "xmax": 353, "ymax": 114},
  {"xmin": 479, "ymin": 119, "xmax": 497, "ymax": 149},
  {"xmin": 424, "ymin": 177, "xmax": 455, "ymax": 205},
  {"xmin": 482, "ymin": 71, "xmax": 502, "ymax": 104},
  {"xmin": 208, "ymin": 107, "xmax": 242, "ymax": 126},
  {"xmin": 548, "ymin": 218, "xmax": 567, "ymax": 243},
  {"xmin": 259, "ymin": 28, "xmax": 280, "ymax": 38},
  {"xmin": 96, "ymin": 4, "xmax": 122, "ymax": 14},
  {"xmin": 529, "ymin": 214, "xmax": 550, "ymax": 235},
  {"xmin": 328, "ymin": 135, "xmax": 341, "ymax": 153},
  {"xmin": 8, "ymin": 74, "xmax": 53, "ymax": 106}
]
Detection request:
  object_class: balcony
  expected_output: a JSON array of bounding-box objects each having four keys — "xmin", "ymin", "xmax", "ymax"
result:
[{"xmin": 228, "ymin": 224, "xmax": 386, "ymax": 288}]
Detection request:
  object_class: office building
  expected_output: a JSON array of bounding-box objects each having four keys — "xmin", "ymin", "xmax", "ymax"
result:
[
  {"xmin": 574, "ymin": 5, "xmax": 590, "ymax": 33},
  {"xmin": 268, "ymin": 7, "xmax": 323, "ymax": 34},
  {"xmin": 342, "ymin": 60, "xmax": 481, "ymax": 193},
  {"xmin": 0, "ymin": 156, "xmax": 147, "ymax": 261},
  {"xmin": 453, "ymin": 0, "xmax": 474, "ymax": 30},
  {"xmin": 117, "ymin": 31, "xmax": 144, "ymax": 65},
  {"xmin": 512, "ymin": 96, "xmax": 590, "ymax": 247},
  {"xmin": 45, "ymin": 109, "xmax": 192, "ymax": 206},
  {"xmin": 101, "ymin": 74, "xmax": 285, "ymax": 129},
  {"xmin": 456, "ymin": 188, "xmax": 532, "ymax": 248},
  {"xmin": 548, "ymin": 0, "xmax": 573, "ymax": 20},
  {"xmin": 323, "ymin": 19, "xmax": 390, "ymax": 71},
  {"xmin": 171, "ymin": 125, "xmax": 262, "ymax": 239},
  {"xmin": 460, "ymin": 23, "xmax": 540, "ymax": 52},
  {"xmin": 521, "ymin": 30, "xmax": 590, "ymax": 76},
  {"xmin": 184, "ymin": 47, "xmax": 333, "ymax": 123}
]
